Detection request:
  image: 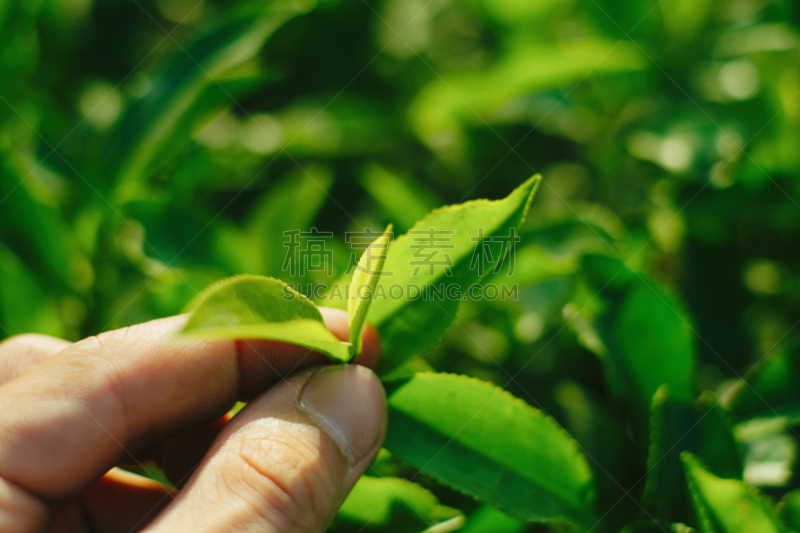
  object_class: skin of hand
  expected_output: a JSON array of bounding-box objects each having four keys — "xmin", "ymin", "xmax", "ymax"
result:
[{"xmin": 0, "ymin": 308, "xmax": 387, "ymax": 533}]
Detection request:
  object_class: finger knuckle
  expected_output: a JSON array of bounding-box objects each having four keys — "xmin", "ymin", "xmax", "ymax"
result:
[
  {"xmin": 0, "ymin": 335, "xmax": 49, "ymax": 378},
  {"xmin": 224, "ymin": 421, "xmax": 334, "ymax": 532},
  {"xmin": 64, "ymin": 334, "xmax": 130, "ymax": 442}
]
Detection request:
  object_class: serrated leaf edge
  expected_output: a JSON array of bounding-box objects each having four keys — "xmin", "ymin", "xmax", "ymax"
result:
[
  {"xmin": 387, "ymin": 371, "xmax": 595, "ymax": 523},
  {"xmin": 682, "ymin": 452, "xmax": 784, "ymax": 533},
  {"xmin": 382, "ymin": 175, "xmax": 540, "ymax": 283},
  {"xmin": 375, "ymin": 176, "xmax": 540, "ymax": 373}
]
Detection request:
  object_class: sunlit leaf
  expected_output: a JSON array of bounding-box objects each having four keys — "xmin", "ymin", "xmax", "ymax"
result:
[
  {"xmin": 459, "ymin": 505, "xmax": 525, "ymax": 533},
  {"xmin": 348, "ymin": 224, "xmax": 392, "ymax": 357},
  {"xmin": 383, "ymin": 372, "xmax": 595, "ymax": 525},
  {"xmin": 329, "ymin": 176, "xmax": 539, "ymax": 375},
  {"xmin": 682, "ymin": 452, "xmax": 784, "ymax": 533},
  {"xmin": 331, "ymin": 476, "xmax": 464, "ymax": 533},
  {"xmin": 180, "ymin": 274, "xmax": 349, "ymax": 361}
]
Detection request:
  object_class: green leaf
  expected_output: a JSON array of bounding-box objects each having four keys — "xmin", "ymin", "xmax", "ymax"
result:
[
  {"xmin": 348, "ymin": 224, "xmax": 392, "ymax": 357},
  {"xmin": 383, "ymin": 372, "xmax": 595, "ymax": 525},
  {"xmin": 126, "ymin": 464, "xmax": 173, "ymax": 489},
  {"xmin": 682, "ymin": 452, "xmax": 784, "ymax": 533},
  {"xmin": 581, "ymin": 254, "xmax": 696, "ymax": 417},
  {"xmin": 460, "ymin": 505, "xmax": 526, "ymax": 533},
  {"xmin": 180, "ymin": 274, "xmax": 349, "ymax": 362},
  {"xmin": 778, "ymin": 490, "xmax": 800, "ymax": 532},
  {"xmin": 107, "ymin": 0, "xmax": 313, "ymax": 201},
  {"xmin": 331, "ymin": 476, "xmax": 464, "ymax": 533},
  {"xmin": 644, "ymin": 387, "xmax": 742, "ymax": 523},
  {"xmin": 341, "ymin": 176, "xmax": 539, "ymax": 375},
  {"xmin": 615, "ymin": 286, "xmax": 695, "ymax": 401}
]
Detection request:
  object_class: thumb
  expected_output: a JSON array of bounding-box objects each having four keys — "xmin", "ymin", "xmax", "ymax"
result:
[{"xmin": 145, "ymin": 365, "xmax": 387, "ymax": 533}]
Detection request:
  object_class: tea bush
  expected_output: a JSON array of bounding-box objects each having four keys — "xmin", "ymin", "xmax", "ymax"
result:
[{"xmin": 2, "ymin": 0, "xmax": 800, "ymax": 531}]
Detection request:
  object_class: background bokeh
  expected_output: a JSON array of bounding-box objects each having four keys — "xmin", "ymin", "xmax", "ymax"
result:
[{"xmin": 2, "ymin": 0, "xmax": 800, "ymax": 530}]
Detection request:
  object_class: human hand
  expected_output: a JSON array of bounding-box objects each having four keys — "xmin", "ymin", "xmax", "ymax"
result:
[{"xmin": 0, "ymin": 308, "xmax": 386, "ymax": 532}]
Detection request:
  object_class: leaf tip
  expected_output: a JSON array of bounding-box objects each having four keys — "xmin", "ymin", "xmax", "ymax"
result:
[
  {"xmin": 519, "ymin": 173, "xmax": 541, "ymax": 213},
  {"xmin": 680, "ymin": 451, "xmax": 699, "ymax": 470}
]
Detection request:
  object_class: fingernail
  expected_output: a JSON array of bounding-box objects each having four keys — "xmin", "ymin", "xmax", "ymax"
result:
[{"xmin": 299, "ymin": 365, "xmax": 386, "ymax": 467}]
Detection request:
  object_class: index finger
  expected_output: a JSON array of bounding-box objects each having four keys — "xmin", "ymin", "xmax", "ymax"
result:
[{"xmin": 0, "ymin": 308, "xmax": 380, "ymax": 499}]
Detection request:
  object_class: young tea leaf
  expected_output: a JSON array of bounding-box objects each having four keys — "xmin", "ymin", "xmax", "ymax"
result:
[
  {"xmin": 348, "ymin": 224, "xmax": 392, "ymax": 358},
  {"xmin": 336, "ymin": 176, "xmax": 539, "ymax": 375},
  {"xmin": 330, "ymin": 476, "xmax": 464, "ymax": 533},
  {"xmin": 682, "ymin": 452, "xmax": 784, "ymax": 533},
  {"xmin": 180, "ymin": 275, "xmax": 350, "ymax": 362},
  {"xmin": 383, "ymin": 372, "xmax": 595, "ymax": 525}
]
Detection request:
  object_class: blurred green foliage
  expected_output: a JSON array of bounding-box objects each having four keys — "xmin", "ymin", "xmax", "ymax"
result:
[{"xmin": 3, "ymin": 0, "xmax": 800, "ymax": 530}]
